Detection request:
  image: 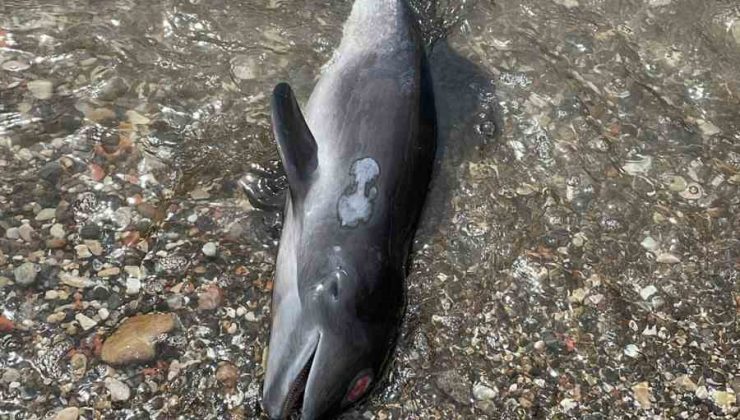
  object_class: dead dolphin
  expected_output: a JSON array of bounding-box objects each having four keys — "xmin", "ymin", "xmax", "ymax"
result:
[{"xmin": 261, "ymin": 0, "xmax": 436, "ymax": 418}]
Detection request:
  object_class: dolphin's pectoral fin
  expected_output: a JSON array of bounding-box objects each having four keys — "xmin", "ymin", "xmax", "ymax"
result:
[{"xmin": 271, "ymin": 83, "xmax": 318, "ymax": 203}]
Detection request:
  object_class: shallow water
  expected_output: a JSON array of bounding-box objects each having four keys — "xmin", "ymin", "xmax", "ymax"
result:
[{"xmin": 1, "ymin": 0, "xmax": 738, "ymax": 419}]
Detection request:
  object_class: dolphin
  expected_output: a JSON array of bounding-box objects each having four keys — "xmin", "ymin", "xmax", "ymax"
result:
[{"xmin": 261, "ymin": 1, "xmax": 436, "ymax": 418}]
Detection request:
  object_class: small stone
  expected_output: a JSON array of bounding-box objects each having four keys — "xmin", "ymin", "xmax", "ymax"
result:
[
  {"xmin": 632, "ymin": 382, "xmax": 652, "ymax": 409},
  {"xmin": 13, "ymin": 262, "xmax": 38, "ymax": 286},
  {"xmin": 624, "ymin": 344, "xmax": 640, "ymax": 358},
  {"xmin": 198, "ymin": 284, "xmax": 224, "ymax": 311},
  {"xmin": 190, "ymin": 188, "xmax": 210, "ymax": 200},
  {"xmin": 5, "ymin": 227, "xmax": 20, "ymax": 240},
  {"xmin": 640, "ymin": 236, "xmax": 658, "ymax": 250},
  {"xmin": 472, "ymin": 383, "xmax": 497, "ymax": 401},
  {"xmin": 35, "ymin": 208, "xmax": 57, "ymax": 221},
  {"xmin": 202, "ymin": 242, "xmax": 218, "ymax": 257},
  {"xmin": 98, "ymin": 307, "xmax": 110, "ymax": 320},
  {"xmin": 50, "ymin": 224, "xmax": 66, "ymax": 239},
  {"xmin": 166, "ymin": 294, "xmax": 184, "ymax": 310},
  {"xmin": 2, "ymin": 60, "xmax": 30, "ymax": 72},
  {"xmin": 666, "ymin": 176, "xmax": 688, "ymax": 192},
  {"xmin": 696, "ymin": 386, "xmax": 709, "ymax": 399},
  {"xmin": 104, "ymin": 377, "xmax": 131, "ymax": 402},
  {"xmin": 435, "ymin": 370, "xmax": 470, "ymax": 405},
  {"xmin": 553, "ymin": 0, "xmax": 579, "ymax": 8},
  {"xmin": 70, "ymin": 352, "xmax": 87, "ymax": 379},
  {"xmin": 216, "ymin": 362, "xmax": 239, "ymax": 391},
  {"xmin": 18, "ymin": 148, "xmax": 34, "ymax": 161},
  {"xmin": 75, "ymin": 313, "xmax": 97, "ymax": 331},
  {"xmin": 560, "ymin": 398, "xmax": 578, "ymax": 411},
  {"xmin": 569, "ymin": 288, "xmax": 587, "ymax": 303},
  {"xmin": 80, "ymin": 223, "xmax": 101, "ymax": 239},
  {"xmin": 640, "ymin": 285, "xmax": 658, "ymax": 300},
  {"xmin": 60, "ymin": 273, "xmax": 93, "ymax": 288},
  {"xmin": 98, "ymin": 267, "xmax": 120, "ymax": 278},
  {"xmin": 1, "ymin": 368, "xmax": 21, "ymax": 383},
  {"xmin": 75, "ymin": 245, "xmax": 92, "ymax": 259},
  {"xmin": 674, "ymin": 375, "xmax": 698, "ymax": 392},
  {"xmin": 85, "ymin": 240, "xmax": 103, "ymax": 256},
  {"xmin": 47, "ymin": 312, "xmax": 66, "ymax": 323},
  {"xmin": 656, "ymin": 253, "xmax": 681, "ymax": 264},
  {"xmin": 101, "ymin": 313, "xmax": 178, "ymax": 365},
  {"xmin": 52, "ymin": 406, "xmax": 79, "ymax": 420},
  {"xmin": 711, "ymin": 390, "xmax": 736, "ymax": 410},
  {"xmin": 45, "ymin": 290, "xmax": 59, "ymax": 300},
  {"xmin": 28, "ymin": 80, "xmax": 54, "ymax": 100},
  {"xmin": 534, "ymin": 340, "xmax": 546, "ymax": 351},
  {"xmin": 18, "ymin": 224, "xmax": 35, "ymax": 242},
  {"xmin": 696, "ymin": 119, "xmax": 720, "ymax": 137},
  {"xmin": 125, "ymin": 277, "xmax": 141, "ymax": 295}
]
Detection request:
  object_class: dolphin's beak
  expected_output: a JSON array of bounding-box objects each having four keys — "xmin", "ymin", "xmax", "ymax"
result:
[{"xmin": 262, "ymin": 333, "xmax": 320, "ymax": 419}]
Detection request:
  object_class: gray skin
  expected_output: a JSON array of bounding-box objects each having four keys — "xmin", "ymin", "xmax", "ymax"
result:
[{"xmin": 261, "ymin": 1, "xmax": 436, "ymax": 419}]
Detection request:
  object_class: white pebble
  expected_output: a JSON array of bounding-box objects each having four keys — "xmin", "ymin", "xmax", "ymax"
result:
[
  {"xmin": 202, "ymin": 242, "xmax": 218, "ymax": 257},
  {"xmin": 104, "ymin": 377, "xmax": 131, "ymax": 402}
]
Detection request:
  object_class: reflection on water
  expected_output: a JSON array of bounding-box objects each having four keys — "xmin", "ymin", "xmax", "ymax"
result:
[{"xmin": 1, "ymin": 0, "xmax": 738, "ymax": 418}]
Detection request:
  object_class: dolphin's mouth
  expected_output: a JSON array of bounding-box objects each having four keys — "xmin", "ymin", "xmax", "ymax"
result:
[{"xmin": 281, "ymin": 338, "xmax": 318, "ymax": 417}]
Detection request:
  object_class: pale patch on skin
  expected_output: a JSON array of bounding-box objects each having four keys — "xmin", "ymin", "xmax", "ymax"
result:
[{"xmin": 337, "ymin": 157, "xmax": 380, "ymax": 228}]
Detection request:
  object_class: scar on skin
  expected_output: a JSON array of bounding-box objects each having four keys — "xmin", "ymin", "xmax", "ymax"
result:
[{"xmin": 337, "ymin": 157, "xmax": 380, "ymax": 228}]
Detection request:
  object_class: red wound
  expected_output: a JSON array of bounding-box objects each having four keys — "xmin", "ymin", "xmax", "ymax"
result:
[{"xmin": 347, "ymin": 373, "xmax": 372, "ymax": 402}]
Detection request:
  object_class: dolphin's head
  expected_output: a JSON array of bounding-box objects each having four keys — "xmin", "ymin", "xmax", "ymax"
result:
[{"xmin": 262, "ymin": 241, "xmax": 403, "ymax": 419}]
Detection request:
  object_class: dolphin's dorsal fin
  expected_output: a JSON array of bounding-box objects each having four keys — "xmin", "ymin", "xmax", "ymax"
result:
[{"xmin": 271, "ymin": 83, "xmax": 318, "ymax": 203}]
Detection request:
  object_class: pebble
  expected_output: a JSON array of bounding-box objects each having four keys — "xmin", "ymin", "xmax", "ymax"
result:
[
  {"xmin": 75, "ymin": 245, "xmax": 92, "ymax": 259},
  {"xmin": 27, "ymin": 80, "xmax": 54, "ymax": 100},
  {"xmin": 18, "ymin": 224, "xmax": 35, "ymax": 242},
  {"xmin": 104, "ymin": 377, "xmax": 131, "ymax": 402},
  {"xmin": 1, "ymin": 368, "xmax": 21, "ymax": 383},
  {"xmin": 5, "ymin": 227, "xmax": 20, "ymax": 240},
  {"xmin": 101, "ymin": 313, "xmax": 178, "ymax": 365},
  {"xmin": 2, "ymin": 60, "xmax": 30, "ymax": 72},
  {"xmin": 35, "ymin": 208, "xmax": 57, "ymax": 221},
  {"xmin": 52, "ymin": 407, "xmax": 79, "ymax": 420},
  {"xmin": 80, "ymin": 223, "xmax": 101, "ymax": 239},
  {"xmin": 673, "ymin": 374, "xmax": 698, "ymax": 392},
  {"xmin": 711, "ymin": 390, "xmax": 736, "ymax": 410},
  {"xmin": 632, "ymin": 382, "xmax": 652, "ymax": 409},
  {"xmin": 639, "ymin": 285, "xmax": 658, "ymax": 300},
  {"xmin": 656, "ymin": 253, "xmax": 681, "ymax": 264},
  {"xmin": 190, "ymin": 188, "xmax": 210, "ymax": 200},
  {"xmin": 75, "ymin": 313, "xmax": 97, "ymax": 331},
  {"xmin": 640, "ymin": 236, "xmax": 658, "ymax": 250},
  {"xmin": 47, "ymin": 312, "xmax": 66, "ymax": 323},
  {"xmin": 472, "ymin": 383, "xmax": 498, "ymax": 401},
  {"xmin": 85, "ymin": 240, "xmax": 103, "ymax": 256},
  {"xmin": 45, "ymin": 290, "xmax": 59, "ymax": 300},
  {"xmin": 70, "ymin": 352, "xmax": 87, "ymax": 379},
  {"xmin": 125, "ymin": 277, "xmax": 141, "ymax": 295},
  {"xmin": 197, "ymin": 284, "xmax": 224, "ymax": 311},
  {"xmin": 98, "ymin": 267, "xmax": 120, "ymax": 277},
  {"xmin": 202, "ymin": 242, "xmax": 218, "ymax": 257},
  {"xmin": 13, "ymin": 262, "xmax": 38, "ymax": 286},
  {"xmin": 215, "ymin": 362, "xmax": 239, "ymax": 390},
  {"xmin": 98, "ymin": 307, "xmax": 110, "ymax": 320},
  {"xmin": 624, "ymin": 344, "xmax": 640, "ymax": 358},
  {"xmin": 60, "ymin": 273, "xmax": 93, "ymax": 288},
  {"xmin": 50, "ymin": 223, "xmax": 66, "ymax": 239}
]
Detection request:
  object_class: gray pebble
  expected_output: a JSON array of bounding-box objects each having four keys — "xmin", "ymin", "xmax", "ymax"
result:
[{"xmin": 13, "ymin": 262, "xmax": 38, "ymax": 286}]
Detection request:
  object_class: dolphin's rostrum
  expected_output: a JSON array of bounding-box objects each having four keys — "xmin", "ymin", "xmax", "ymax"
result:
[{"xmin": 261, "ymin": 1, "xmax": 436, "ymax": 418}]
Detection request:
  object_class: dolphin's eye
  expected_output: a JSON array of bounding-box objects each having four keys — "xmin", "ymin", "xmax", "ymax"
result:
[{"xmin": 345, "ymin": 370, "xmax": 373, "ymax": 404}]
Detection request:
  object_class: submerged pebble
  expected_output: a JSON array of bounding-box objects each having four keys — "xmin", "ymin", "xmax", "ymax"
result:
[{"xmin": 101, "ymin": 313, "xmax": 178, "ymax": 365}]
